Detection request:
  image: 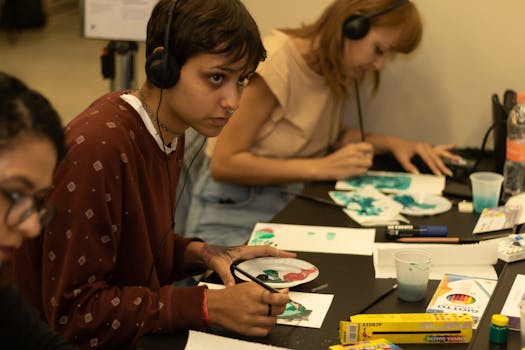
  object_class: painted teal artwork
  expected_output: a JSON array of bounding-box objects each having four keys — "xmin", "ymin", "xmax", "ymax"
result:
[
  {"xmin": 344, "ymin": 173, "xmax": 412, "ymax": 191},
  {"xmin": 278, "ymin": 303, "xmax": 312, "ymax": 321},
  {"xmin": 330, "ymin": 191, "xmax": 382, "ymax": 216},
  {"xmin": 393, "ymin": 194, "xmax": 436, "ymax": 210},
  {"xmin": 249, "ymin": 228, "xmax": 277, "ymax": 247},
  {"xmin": 249, "ymin": 227, "xmax": 341, "ymax": 246}
]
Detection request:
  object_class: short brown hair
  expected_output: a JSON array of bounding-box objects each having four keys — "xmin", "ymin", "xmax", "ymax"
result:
[
  {"xmin": 281, "ymin": 0, "xmax": 422, "ymax": 98},
  {"xmin": 146, "ymin": 0, "xmax": 266, "ymax": 75}
]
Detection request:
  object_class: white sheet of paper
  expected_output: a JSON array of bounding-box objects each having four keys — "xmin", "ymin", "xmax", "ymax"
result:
[
  {"xmin": 500, "ymin": 274, "xmax": 525, "ymax": 330},
  {"xmin": 83, "ymin": 0, "xmax": 157, "ymax": 40},
  {"xmin": 185, "ymin": 330, "xmax": 291, "ymax": 350},
  {"xmin": 335, "ymin": 170, "xmax": 445, "ymax": 195},
  {"xmin": 199, "ymin": 283, "xmax": 334, "ymax": 329},
  {"xmin": 373, "ymin": 241, "xmax": 501, "ymax": 280},
  {"xmin": 248, "ymin": 222, "xmax": 375, "ymax": 255}
]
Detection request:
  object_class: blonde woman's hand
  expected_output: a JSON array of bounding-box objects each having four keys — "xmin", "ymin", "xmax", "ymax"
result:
[
  {"xmin": 388, "ymin": 137, "xmax": 459, "ymax": 176},
  {"xmin": 316, "ymin": 142, "xmax": 373, "ymax": 180}
]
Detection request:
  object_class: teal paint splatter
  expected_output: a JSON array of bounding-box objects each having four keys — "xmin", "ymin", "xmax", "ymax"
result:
[
  {"xmin": 345, "ymin": 174, "xmax": 411, "ymax": 191},
  {"xmin": 393, "ymin": 194, "xmax": 436, "ymax": 210},
  {"xmin": 331, "ymin": 191, "xmax": 382, "ymax": 216},
  {"xmin": 326, "ymin": 232, "xmax": 336, "ymax": 240},
  {"xmin": 262, "ymin": 269, "xmax": 284, "ymax": 283},
  {"xmin": 249, "ymin": 230, "xmax": 277, "ymax": 247},
  {"xmin": 278, "ymin": 304, "xmax": 312, "ymax": 321}
]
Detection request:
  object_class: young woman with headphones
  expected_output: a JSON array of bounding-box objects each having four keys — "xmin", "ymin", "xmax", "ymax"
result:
[
  {"xmin": 12, "ymin": 0, "xmax": 296, "ymax": 348},
  {"xmin": 185, "ymin": 0, "xmax": 463, "ymax": 247}
]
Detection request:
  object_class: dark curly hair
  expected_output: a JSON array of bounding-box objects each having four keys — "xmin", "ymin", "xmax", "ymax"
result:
[
  {"xmin": 0, "ymin": 72, "xmax": 65, "ymax": 160},
  {"xmin": 146, "ymin": 0, "xmax": 266, "ymax": 78}
]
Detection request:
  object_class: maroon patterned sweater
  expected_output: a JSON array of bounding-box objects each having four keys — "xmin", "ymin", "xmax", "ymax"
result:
[{"xmin": 12, "ymin": 92, "xmax": 206, "ymax": 349}]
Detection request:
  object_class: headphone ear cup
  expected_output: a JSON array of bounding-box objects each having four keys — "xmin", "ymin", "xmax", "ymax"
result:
[
  {"xmin": 145, "ymin": 51, "xmax": 181, "ymax": 89},
  {"xmin": 342, "ymin": 15, "xmax": 371, "ymax": 40}
]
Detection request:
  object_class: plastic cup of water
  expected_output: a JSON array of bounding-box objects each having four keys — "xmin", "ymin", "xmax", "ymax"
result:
[
  {"xmin": 394, "ymin": 249, "xmax": 432, "ymax": 302},
  {"xmin": 469, "ymin": 172, "xmax": 504, "ymax": 213}
]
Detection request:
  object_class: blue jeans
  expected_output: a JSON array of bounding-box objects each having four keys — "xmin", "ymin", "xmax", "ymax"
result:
[{"xmin": 185, "ymin": 161, "xmax": 303, "ymax": 247}]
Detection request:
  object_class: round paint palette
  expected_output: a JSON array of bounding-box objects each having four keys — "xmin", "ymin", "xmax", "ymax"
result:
[
  {"xmin": 234, "ymin": 257, "xmax": 319, "ymax": 288},
  {"xmin": 391, "ymin": 193, "xmax": 452, "ymax": 216}
]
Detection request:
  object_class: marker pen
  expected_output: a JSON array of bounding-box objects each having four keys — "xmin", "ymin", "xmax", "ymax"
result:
[{"xmin": 386, "ymin": 225, "xmax": 448, "ymax": 238}]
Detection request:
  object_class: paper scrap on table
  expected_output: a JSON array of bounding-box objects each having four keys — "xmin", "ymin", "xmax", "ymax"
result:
[
  {"xmin": 505, "ymin": 192, "xmax": 525, "ymax": 224},
  {"xmin": 373, "ymin": 240, "xmax": 504, "ymax": 280},
  {"xmin": 500, "ymin": 274, "xmax": 525, "ymax": 330},
  {"xmin": 185, "ymin": 330, "xmax": 291, "ymax": 350},
  {"xmin": 248, "ymin": 222, "xmax": 375, "ymax": 255},
  {"xmin": 335, "ymin": 170, "xmax": 445, "ymax": 195},
  {"xmin": 328, "ymin": 188, "xmax": 409, "ymax": 226},
  {"xmin": 199, "ymin": 283, "xmax": 334, "ymax": 329}
]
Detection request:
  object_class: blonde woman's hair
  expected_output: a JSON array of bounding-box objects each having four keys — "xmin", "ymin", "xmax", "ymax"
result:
[{"xmin": 280, "ymin": 0, "xmax": 422, "ymax": 99}]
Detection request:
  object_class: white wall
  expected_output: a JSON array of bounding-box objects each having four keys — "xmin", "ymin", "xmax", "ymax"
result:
[{"xmin": 242, "ymin": 0, "xmax": 525, "ymax": 149}]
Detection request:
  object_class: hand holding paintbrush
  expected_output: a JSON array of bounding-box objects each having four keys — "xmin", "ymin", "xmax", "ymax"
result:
[{"xmin": 232, "ymin": 263, "xmax": 305, "ymax": 312}]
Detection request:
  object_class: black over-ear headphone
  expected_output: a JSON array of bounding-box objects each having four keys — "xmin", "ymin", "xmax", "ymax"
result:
[
  {"xmin": 343, "ymin": 0, "xmax": 409, "ymax": 40},
  {"xmin": 145, "ymin": 0, "xmax": 181, "ymax": 89}
]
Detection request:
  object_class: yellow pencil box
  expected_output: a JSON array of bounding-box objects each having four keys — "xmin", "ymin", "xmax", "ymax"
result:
[{"xmin": 339, "ymin": 313, "xmax": 473, "ymax": 344}]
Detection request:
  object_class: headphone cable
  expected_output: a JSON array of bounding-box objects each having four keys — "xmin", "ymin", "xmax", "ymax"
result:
[
  {"xmin": 147, "ymin": 89, "xmax": 207, "ymax": 284},
  {"xmin": 467, "ymin": 120, "xmax": 506, "ymax": 175}
]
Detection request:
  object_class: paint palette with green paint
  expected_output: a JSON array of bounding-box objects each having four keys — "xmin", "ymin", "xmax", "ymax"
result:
[
  {"xmin": 391, "ymin": 193, "xmax": 452, "ymax": 216},
  {"xmin": 234, "ymin": 257, "xmax": 319, "ymax": 288}
]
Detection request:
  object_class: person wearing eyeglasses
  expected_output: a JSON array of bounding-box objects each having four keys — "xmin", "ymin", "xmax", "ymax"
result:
[
  {"xmin": 0, "ymin": 72, "xmax": 77, "ymax": 349},
  {"xmin": 11, "ymin": 1, "xmax": 295, "ymax": 349}
]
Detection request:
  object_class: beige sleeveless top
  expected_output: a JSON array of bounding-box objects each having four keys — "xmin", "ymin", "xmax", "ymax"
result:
[{"xmin": 206, "ymin": 30, "xmax": 343, "ymax": 159}]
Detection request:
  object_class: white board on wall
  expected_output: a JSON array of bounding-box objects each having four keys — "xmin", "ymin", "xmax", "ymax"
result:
[{"xmin": 81, "ymin": 0, "xmax": 158, "ymax": 41}]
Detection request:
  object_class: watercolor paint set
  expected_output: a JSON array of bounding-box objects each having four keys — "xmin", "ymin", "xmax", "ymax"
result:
[{"xmin": 339, "ymin": 313, "xmax": 473, "ymax": 344}]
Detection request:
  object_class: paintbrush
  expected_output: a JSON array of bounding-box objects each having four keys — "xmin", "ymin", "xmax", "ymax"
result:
[
  {"xmin": 396, "ymin": 237, "xmax": 479, "ymax": 244},
  {"xmin": 280, "ymin": 189, "xmax": 344, "ymax": 209},
  {"xmin": 232, "ymin": 264, "xmax": 305, "ymax": 311}
]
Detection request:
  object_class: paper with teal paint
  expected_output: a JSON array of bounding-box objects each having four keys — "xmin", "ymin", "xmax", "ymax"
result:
[
  {"xmin": 335, "ymin": 170, "xmax": 445, "ymax": 194},
  {"xmin": 328, "ymin": 188, "xmax": 409, "ymax": 226},
  {"xmin": 199, "ymin": 282, "xmax": 334, "ymax": 329},
  {"xmin": 248, "ymin": 223, "xmax": 375, "ymax": 255}
]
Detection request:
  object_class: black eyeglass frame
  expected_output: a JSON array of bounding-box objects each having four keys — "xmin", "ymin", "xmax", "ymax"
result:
[{"xmin": 0, "ymin": 188, "xmax": 55, "ymax": 229}]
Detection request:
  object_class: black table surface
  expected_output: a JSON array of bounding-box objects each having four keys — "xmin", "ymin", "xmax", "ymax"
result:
[{"xmin": 139, "ymin": 153, "xmax": 519, "ymax": 350}]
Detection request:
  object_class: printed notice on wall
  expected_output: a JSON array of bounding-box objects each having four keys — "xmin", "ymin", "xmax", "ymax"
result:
[{"xmin": 83, "ymin": 0, "xmax": 158, "ymax": 41}]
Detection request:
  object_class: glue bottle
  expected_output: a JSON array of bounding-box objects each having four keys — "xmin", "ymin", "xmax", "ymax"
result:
[{"xmin": 489, "ymin": 314, "xmax": 509, "ymax": 344}]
